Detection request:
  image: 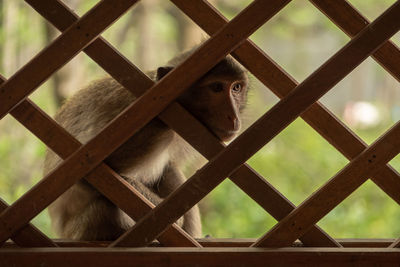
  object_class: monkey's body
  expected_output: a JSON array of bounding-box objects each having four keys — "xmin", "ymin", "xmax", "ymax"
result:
[{"xmin": 45, "ymin": 52, "xmax": 248, "ymax": 241}]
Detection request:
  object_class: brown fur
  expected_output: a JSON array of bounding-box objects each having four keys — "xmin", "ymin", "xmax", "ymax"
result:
[{"xmin": 44, "ymin": 49, "xmax": 248, "ymax": 241}]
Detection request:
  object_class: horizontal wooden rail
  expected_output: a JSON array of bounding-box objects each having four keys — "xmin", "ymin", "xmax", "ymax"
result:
[
  {"xmin": 3, "ymin": 238, "xmax": 396, "ymax": 248},
  {"xmin": 1, "ymin": 247, "xmax": 400, "ymax": 266},
  {"xmin": 112, "ymin": 1, "xmax": 400, "ymax": 247}
]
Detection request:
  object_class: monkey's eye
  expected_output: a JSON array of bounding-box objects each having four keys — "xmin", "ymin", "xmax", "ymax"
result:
[
  {"xmin": 209, "ymin": 83, "xmax": 223, "ymax": 93},
  {"xmin": 232, "ymin": 83, "xmax": 242, "ymax": 93}
]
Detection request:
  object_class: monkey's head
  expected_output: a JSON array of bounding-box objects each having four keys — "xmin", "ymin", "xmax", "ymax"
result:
[{"xmin": 157, "ymin": 55, "xmax": 248, "ymax": 142}]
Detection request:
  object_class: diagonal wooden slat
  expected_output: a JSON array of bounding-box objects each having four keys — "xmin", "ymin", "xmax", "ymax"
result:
[
  {"xmin": 1, "ymin": 247, "xmax": 400, "ymax": 266},
  {"xmin": 172, "ymin": 0, "xmax": 400, "ymax": 206},
  {"xmin": 0, "ymin": 199, "xmax": 56, "ymax": 247},
  {"xmin": 253, "ymin": 120, "xmax": 400, "ymax": 247},
  {"xmin": 0, "ymin": 0, "xmax": 139, "ymax": 120},
  {"xmin": 0, "ymin": 0, "xmax": 288, "ymax": 244},
  {"xmin": 311, "ymin": 0, "xmax": 400, "ymax": 82},
  {"xmin": 10, "ymin": 99, "xmax": 200, "ymax": 247},
  {"xmin": 389, "ymin": 238, "xmax": 400, "ymax": 248},
  {"xmin": 111, "ymin": 1, "xmax": 400, "ymax": 247},
  {"xmin": 27, "ymin": 0, "xmax": 338, "ymax": 247}
]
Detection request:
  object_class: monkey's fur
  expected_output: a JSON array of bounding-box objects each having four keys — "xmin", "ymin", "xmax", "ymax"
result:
[{"xmin": 44, "ymin": 50, "xmax": 248, "ymax": 241}]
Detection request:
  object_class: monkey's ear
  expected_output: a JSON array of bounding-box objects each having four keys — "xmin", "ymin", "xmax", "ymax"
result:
[{"xmin": 156, "ymin": 66, "xmax": 173, "ymax": 80}]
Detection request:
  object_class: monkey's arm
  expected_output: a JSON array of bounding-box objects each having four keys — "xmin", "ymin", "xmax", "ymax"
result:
[
  {"xmin": 156, "ymin": 163, "xmax": 202, "ymax": 238},
  {"xmin": 123, "ymin": 177, "xmax": 163, "ymax": 206}
]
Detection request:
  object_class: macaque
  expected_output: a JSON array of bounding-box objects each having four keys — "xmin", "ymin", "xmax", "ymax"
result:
[{"xmin": 44, "ymin": 48, "xmax": 249, "ymax": 241}]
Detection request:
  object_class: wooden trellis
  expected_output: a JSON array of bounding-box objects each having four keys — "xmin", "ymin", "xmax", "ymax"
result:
[{"xmin": 1, "ymin": 0, "xmax": 400, "ymax": 265}]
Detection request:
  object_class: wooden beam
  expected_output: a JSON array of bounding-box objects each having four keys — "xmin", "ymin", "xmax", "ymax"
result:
[
  {"xmin": 112, "ymin": 1, "xmax": 400, "ymax": 247},
  {"xmin": 3, "ymin": 238, "xmax": 396, "ymax": 248},
  {"xmin": 311, "ymin": 0, "xmax": 400, "ymax": 82},
  {"xmin": 1, "ymin": 247, "xmax": 400, "ymax": 266}
]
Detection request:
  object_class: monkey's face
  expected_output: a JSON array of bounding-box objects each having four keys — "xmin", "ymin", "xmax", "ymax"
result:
[
  {"xmin": 178, "ymin": 73, "xmax": 248, "ymax": 142},
  {"xmin": 157, "ymin": 56, "xmax": 248, "ymax": 142}
]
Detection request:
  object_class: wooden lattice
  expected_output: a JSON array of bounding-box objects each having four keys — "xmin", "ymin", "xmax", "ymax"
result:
[{"xmin": 1, "ymin": 0, "xmax": 400, "ymax": 265}]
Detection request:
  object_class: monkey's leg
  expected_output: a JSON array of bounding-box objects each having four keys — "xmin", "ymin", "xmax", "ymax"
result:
[
  {"xmin": 55, "ymin": 178, "xmax": 168, "ymax": 241},
  {"xmin": 67, "ymin": 196, "xmax": 128, "ymax": 241},
  {"xmin": 48, "ymin": 181, "xmax": 129, "ymax": 241},
  {"xmin": 124, "ymin": 177, "xmax": 184, "ymax": 227},
  {"xmin": 156, "ymin": 163, "xmax": 202, "ymax": 238}
]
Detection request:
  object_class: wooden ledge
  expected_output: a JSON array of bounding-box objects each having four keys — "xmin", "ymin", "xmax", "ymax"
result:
[
  {"xmin": 1, "ymin": 247, "xmax": 400, "ymax": 266},
  {"xmin": 2, "ymin": 238, "xmax": 396, "ymax": 248}
]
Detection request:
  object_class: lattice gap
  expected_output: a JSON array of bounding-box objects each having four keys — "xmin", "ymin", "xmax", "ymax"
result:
[
  {"xmin": 392, "ymin": 31, "xmax": 400, "ymax": 47},
  {"xmin": 0, "ymin": 114, "xmax": 46, "ymax": 203},
  {"xmin": 201, "ymin": 179, "xmax": 276, "ymax": 238},
  {"xmin": 247, "ymin": 118, "xmax": 349, "ymax": 206},
  {"xmin": 1, "ymin": 0, "xmax": 400, "ymax": 265},
  {"xmin": 249, "ymin": 0, "xmax": 349, "ymax": 83},
  {"xmin": 319, "ymin": 57, "xmax": 400, "ymax": 142},
  {"xmin": 389, "ymin": 154, "xmax": 400, "ymax": 173},
  {"xmin": 348, "ymin": 0, "xmax": 398, "ymax": 21},
  {"xmin": 318, "ymin": 179, "xmax": 400, "ymax": 238},
  {"xmin": 209, "ymin": 0, "xmax": 253, "ymax": 21}
]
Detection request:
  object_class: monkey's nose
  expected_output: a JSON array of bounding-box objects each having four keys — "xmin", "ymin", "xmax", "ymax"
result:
[{"xmin": 227, "ymin": 115, "xmax": 240, "ymax": 131}]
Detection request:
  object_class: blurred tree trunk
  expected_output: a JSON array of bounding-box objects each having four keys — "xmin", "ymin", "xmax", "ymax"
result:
[
  {"xmin": 169, "ymin": 3, "xmax": 203, "ymax": 52},
  {"xmin": 116, "ymin": 11, "xmax": 136, "ymax": 49},
  {"xmin": 2, "ymin": 0, "xmax": 17, "ymax": 77},
  {"xmin": 173, "ymin": 10, "xmax": 203, "ymax": 51},
  {"xmin": 135, "ymin": 0, "xmax": 157, "ymax": 71},
  {"xmin": 43, "ymin": 0, "xmax": 85, "ymax": 107}
]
